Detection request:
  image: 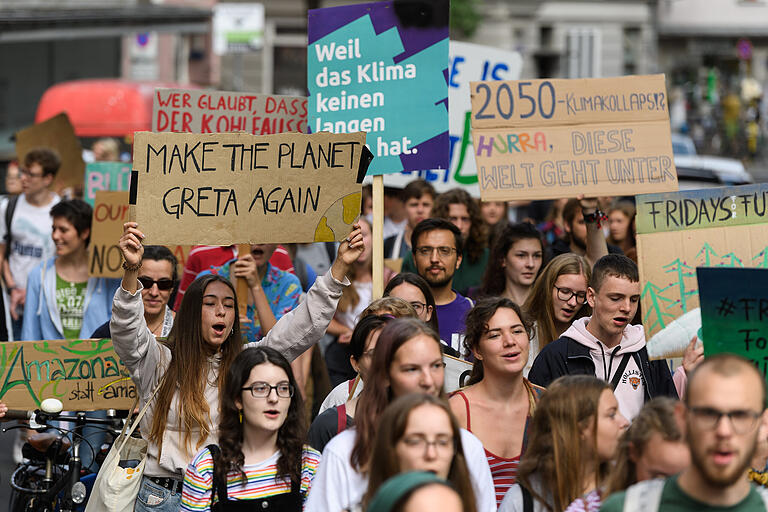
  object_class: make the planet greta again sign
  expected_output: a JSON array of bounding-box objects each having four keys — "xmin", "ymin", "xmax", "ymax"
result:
[{"xmin": 132, "ymin": 131, "xmax": 366, "ymax": 246}]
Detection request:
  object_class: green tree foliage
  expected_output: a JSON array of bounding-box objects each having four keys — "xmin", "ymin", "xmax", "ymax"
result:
[{"xmin": 451, "ymin": 0, "xmax": 482, "ymax": 38}]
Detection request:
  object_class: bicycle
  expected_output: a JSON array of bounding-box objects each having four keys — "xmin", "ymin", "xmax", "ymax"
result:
[{"xmin": 2, "ymin": 399, "xmax": 125, "ymax": 512}]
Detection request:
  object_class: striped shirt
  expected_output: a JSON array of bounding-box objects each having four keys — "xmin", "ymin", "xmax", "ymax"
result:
[
  {"xmin": 485, "ymin": 450, "xmax": 521, "ymax": 506},
  {"xmin": 180, "ymin": 446, "xmax": 321, "ymax": 511}
]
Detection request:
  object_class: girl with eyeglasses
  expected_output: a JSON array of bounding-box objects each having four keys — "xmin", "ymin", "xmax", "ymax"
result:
[
  {"xmin": 180, "ymin": 347, "xmax": 320, "ymax": 511},
  {"xmin": 306, "ymin": 317, "xmax": 496, "ymax": 512},
  {"xmin": 522, "ymin": 253, "xmax": 591, "ymax": 376},
  {"xmin": 449, "ymin": 297, "xmax": 544, "ymax": 507},
  {"xmin": 384, "ymin": 272, "xmax": 439, "ymax": 336},
  {"xmin": 365, "ymin": 394, "xmax": 477, "ymax": 512},
  {"xmin": 112, "ymin": 221, "xmax": 363, "ymax": 512}
]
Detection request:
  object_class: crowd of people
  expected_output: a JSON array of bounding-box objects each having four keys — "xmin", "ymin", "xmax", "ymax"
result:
[{"xmin": 0, "ymin": 147, "xmax": 766, "ymax": 512}]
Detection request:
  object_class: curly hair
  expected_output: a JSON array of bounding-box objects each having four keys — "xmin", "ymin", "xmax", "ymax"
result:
[
  {"xmin": 432, "ymin": 188, "xmax": 487, "ymax": 264},
  {"xmin": 463, "ymin": 297, "xmax": 532, "ymax": 385},
  {"xmin": 480, "ymin": 222, "xmax": 544, "ymax": 297},
  {"xmin": 216, "ymin": 347, "xmax": 306, "ymax": 487}
]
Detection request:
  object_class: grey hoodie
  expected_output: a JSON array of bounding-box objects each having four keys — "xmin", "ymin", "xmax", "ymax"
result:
[{"xmin": 561, "ymin": 317, "xmax": 647, "ymax": 420}]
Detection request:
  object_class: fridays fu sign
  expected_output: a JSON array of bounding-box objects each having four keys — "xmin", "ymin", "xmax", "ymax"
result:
[
  {"xmin": 470, "ymin": 74, "xmax": 678, "ymax": 201},
  {"xmin": 132, "ymin": 131, "xmax": 368, "ymax": 245}
]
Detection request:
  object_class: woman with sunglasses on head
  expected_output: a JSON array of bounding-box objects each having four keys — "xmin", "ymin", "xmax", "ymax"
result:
[
  {"xmin": 180, "ymin": 347, "xmax": 319, "ymax": 511},
  {"xmin": 449, "ymin": 297, "xmax": 544, "ymax": 508},
  {"xmin": 521, "ymin": 253, "xmax": 591, "ymax": 376},
  {"xmin": 112, "ymin": 221, "xmax": 363, "ymax": 512},
  {"xmin": 365, "ymin": 393, "xmax": 477, "ymax": 512},
  {"xmin": 306, "ymin": 317, "xmax": 495, "ymax": 512}
]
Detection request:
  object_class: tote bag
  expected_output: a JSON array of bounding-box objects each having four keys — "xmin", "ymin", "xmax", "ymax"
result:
[{"xmin": 85, "ymin": 382, "xmax": 161, "ymax": 512}]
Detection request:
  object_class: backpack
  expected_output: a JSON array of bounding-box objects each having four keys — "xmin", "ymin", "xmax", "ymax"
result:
[{"xmin": 623, "ymin": 478, "xmax": 768, "ymax": 512}]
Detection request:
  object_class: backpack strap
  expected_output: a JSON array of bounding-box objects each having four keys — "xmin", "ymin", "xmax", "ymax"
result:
[
  {"xmin": 610, "ymin": 353, "xmax": 632, "ymax": 391},
  {"xmin": 623, "ymin": 479, "xmax": 664, "ymax": 512},
  {"xmin": 4, "ymin": 194, "xmax": 18, "ymax": 261},
  {"xmin": 521, "ymin": 485, "xmax": 533, "ymax": 512},
  {"xmin": 757, "ymin": 486, "xmax": 768, "ymax": 511},
  {"xmin": 337, "ymin": 404, "xmax": 348, "ymax": 434},
  {"xmin": 207, "ymin": 444, "xmax": 228, "ymax": 505}
]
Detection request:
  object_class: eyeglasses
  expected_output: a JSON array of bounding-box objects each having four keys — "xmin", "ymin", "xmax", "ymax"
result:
[
  {"xmin": 554, "ymin": 286, "xmax": 587, "ymax": 304},
  {"xmin": 401, "ymin": 435, "xmax": 454, "ymax": 453},
  {"xmin": 138, "ymin": 277, "xmax": 175, "ymax": 291},
  {"xmin": 409, "ymin": 301, "xmax": 427, "ymax": 314},
  {"xmin": 242, "ymin": 381, "xmax": 294, "ymax": 398},
  {"xmin": 20, "ymin": 168, "xmax": 44, "ymax": 179},
  {"xmin": 688, "ymin": 406, "xmax": 761, "ymax": 434},
  {"xmin": 415, "ymin": 246, "xmax": 457, "ymax": 258}
]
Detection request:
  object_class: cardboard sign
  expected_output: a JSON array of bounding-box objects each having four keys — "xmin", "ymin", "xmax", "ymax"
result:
[
  {"xmin": 308, "ymin": 1, "xmax": 449, "ymax": 175},
  {"xmin": 469, "ymin": 74, "xmax": 678, "ymax": 201},
  {"xmin": 152, "ymin": 88, "xmax": 308, "ymax": 135},
  {"xmin": 89, "ymin": 191, "xmax": 191, "ymax": 278},
  {"xmin": 637, "ymin": 184, "xmax": 768, "ymax": 357},
  {"xmin": 698, "ymin": 267, "xmax": 768, "ymax": 380},
  {"xmin": 383, "ymin": 41, "xmax": 522, "ymax": 195},
  {"xmin": 0, "ymin": 338, "xmax": 135, "ymax": 410},
  {"xmin": 15, "ymin": 113, "xmax": 86, "ymax": 192},
  {"xmin": 443, "ymin": 353, "xmax": 473, "ymax": 393},
  {"xmin": 132, "ymin": 131, "xmax": 366, "ymax": 245},
  {"xmin": 85, "ymin": 162, "xmax": 133, "ymax": 207}
]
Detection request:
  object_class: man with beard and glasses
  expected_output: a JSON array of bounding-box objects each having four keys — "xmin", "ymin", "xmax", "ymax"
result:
[
  {"xmin": 411, "ymin": 218, "xmax": 472, "ymax": 357},
  {"xmin": 601, "ymin": 354, "xmax": 768, "ymax": 511}
]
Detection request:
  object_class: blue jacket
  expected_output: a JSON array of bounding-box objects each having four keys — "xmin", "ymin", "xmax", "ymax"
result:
[{"xmin": 21, "ymin": 257, "xmax": 121, "ymax": 341}]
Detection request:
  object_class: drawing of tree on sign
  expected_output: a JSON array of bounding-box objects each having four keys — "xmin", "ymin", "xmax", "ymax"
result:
[
  {"xmin": 752, "ymin": 247, "xmax": 768, "ymax": 269},
  {"xmin": 663, "ymin": 259, "xmax": 698, "ymax": 313},
  {"xmin": 641, "ymin": 282, "xmax": 676, "ymax": 332},
  {"xmin": 696, "ymin": 243, "xmax": 719, "ymax": 266},
  {"xmin": 719, "ymin": 252, "xmax": 745, "ymax": 268}
]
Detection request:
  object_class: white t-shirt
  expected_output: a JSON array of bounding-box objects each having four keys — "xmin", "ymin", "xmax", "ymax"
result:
[
  {"xmin": 336, "ymin": 280, "xmax": 373, "ymax": 330},
  {"xmin": 318, "ymin": 378, "xmax": 365, "ymax": 414},
  {"xmin": 305, "ymin": 427, "xmax": 496, "ymax": 512},
  {"xmin": 0, "ymin": 194, "xmax": 60, "ymax": 290}
]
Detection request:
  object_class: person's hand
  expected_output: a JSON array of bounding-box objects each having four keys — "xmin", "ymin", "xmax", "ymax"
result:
[
  {"xmin": 232, "ymin": 254, "xmax": 260, "ymax": 288},
  {"xmin": 9, "ymin": 288, "xmax": 25, "ymax": 321},
  {"xmin": 682, "ymin": 336, "xmax": 704, "ymax": 374},
  {"xmin": 338, "ymin": 331, "xmax": 353, "ymax": 344},
  {"xmin": 0, "ymin": 402, "xmax": 7, "ymax": 418},
  {"xmin": 119, "ymin": 223, "xmax": 144, "ymax": 268},
  {"xmin": 577, "ymin": 194, "xmax": 598, "ymax": 215},
  {"xmin": 331, "ymin": 224, "xmax": 364, "ymax": 281}
]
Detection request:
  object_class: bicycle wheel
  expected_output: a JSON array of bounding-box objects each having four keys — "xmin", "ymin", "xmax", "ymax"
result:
[{"xmin": 9, "ymin": 464, "xmax": 55, "ymax": 512}]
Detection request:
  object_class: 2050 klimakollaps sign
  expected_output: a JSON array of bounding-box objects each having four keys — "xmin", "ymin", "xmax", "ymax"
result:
[
  {"xmin": 470, "ymin": 74, "xmax": 679, "ymax": 201},
  {"xmin": 132, "ymin": 131, "xmax": 367, "ymax": 245}
]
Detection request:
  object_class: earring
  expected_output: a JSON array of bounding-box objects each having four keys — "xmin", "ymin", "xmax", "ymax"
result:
[
  {"xmin": 231, "ymin": 328, "xmax": 234, "ymax": 337},
  {"xmin": 238, "ymin": 410, "xmax": 243, "ymax": 424}
]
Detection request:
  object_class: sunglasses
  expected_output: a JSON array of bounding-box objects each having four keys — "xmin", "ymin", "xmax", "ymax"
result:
[{"xmin": 137, "ymin": 277, "xmax": 175, "ymax": 291}]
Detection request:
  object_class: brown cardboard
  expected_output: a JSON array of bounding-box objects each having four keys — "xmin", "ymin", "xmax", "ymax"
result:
[
  {"xmin": 153, "ymin": 88, "xmax": 308, "ymax": 135},
  {"xmin": 132, "ymin": 131, "xmax": 365, "ymax": 245},
  {"xmin": 89, "ymin": 191, "xmax": 191, "ymax": 278},
  {"xmin": 0, "ymin": 338, "xmax": 135, "ymax": 410},
  {"xmin": 469, "ymin": 75, "xmax": 678, "ymax": 201},
  {"xmin": 15, "ymin": 113, "xmax": 86, "ymax": 192},
  {"xmin": 636, "ymin": 184, "xmax": 768, "ymax": 357}
]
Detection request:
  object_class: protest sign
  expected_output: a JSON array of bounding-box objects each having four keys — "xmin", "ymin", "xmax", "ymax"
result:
[
  {"xmin": 132, "ymin": 131, "xmax": 367, "ymax": 245},
  {"xmin": 0, "ymin": 338, "xmax": 135, "ymax": 410},
  {"xmin": 697, "ymin": 267, "xmax": 768, "ymax": 380},
  {"xmin": 383, "ymin": 41, "xmax": 522, "ymax": 195},
  {"xmin": 89, "ymin": 191, "xmax": 191, "ymax": 278},
  {"xmin": 469, "ymin": 74, "xmax": 678, "ymax": 201},
  {"xmin": 637, "ymin": 184, "xmax": 768, "ymax": 358},
  {"xmin": 308, "ymin": 1, "xmax": 449, "ymax": 175},
  {"xmin": 443, "ymin": 354, "xmax": 473, "ymax": 393},
  {"xmin": 15, "ymin": 113, "xmax": 86, "ymax": 192},
  {"xmin": 85, "ymin": 162, "xmax": 132, "ymax": 207},
  {"xmin": 152, "ymin": 88, "xmax": 308, "ymax": 135}
]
